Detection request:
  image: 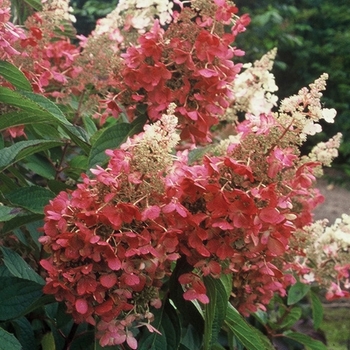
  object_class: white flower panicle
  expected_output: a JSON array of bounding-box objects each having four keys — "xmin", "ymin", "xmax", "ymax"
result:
[
  {"xmin": 93, "ymin": 0, "xmax": 174, "ymax": 38},
  {"xmin": 307, "ymin": 132, "xmax": 342, "ymax": 167},
  {"xmin": 229, "ymin": 48, "xmax": 278, "ymax": 119},
  {"xmin": 299, "ymin": 215, "xmax": 350, "ymax": 295},
  {"xmin": 122, "ymin": 103, "xmax": 180, "ymax": 177},
  {"xmin": 41, "ymin": 0, "xmax": 76, "ymax": 23},
  {"xmin": 279, "ymin": 73, "xmax": 337, "ymax": 141},
  {"xmin": 317, "ymin": 214, "xmax": 350, "ymax": 251}
]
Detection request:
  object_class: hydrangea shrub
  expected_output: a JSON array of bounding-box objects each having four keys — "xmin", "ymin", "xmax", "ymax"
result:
[{"xmin": 0, "ymin": 0, "xmax": 348, "ymax": 349}]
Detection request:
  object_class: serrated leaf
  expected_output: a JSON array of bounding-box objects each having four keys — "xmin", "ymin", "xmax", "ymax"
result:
[
  {"xmin": 0, "ymin": 277, "xmax": 43, "ymax": 320},
  {"xmin": 189, "ymin": 146, "xmax": 213, "ymax": 164},
  {"xmin": 0, "ymin": 61, "xmax": 32, "ymax": 91},
  {"xmin": 4, "ymin": 186, "xmax": 55, "ymax": 214},
  {"xmin": 12, "ymin": 317, "xmax": 37, "ymax": 350},
  {"xmin": 17, "ymin": 90, "xmax": 71, "ymax": 126},
  {"xmin": 88, "ymin": 114, "xmax": 146, "ymax": 169},
  {"xmin": 283, "ymin": 331, "xmax": 328, "ymax": 350},
  {"xmin": 0, "ymin": 173, "xmax": 19, "ymax": 191},
  {"xmin": 26, "ymin": 220, "xmax": 44, "ymax": 249},
  {"xmin": 0, "ymin": 111, "xmax": 56, "ymax": 132},
  {"xmin": 287, "ymin": 282, "xmax": 311, "ymax": 305},
  {"xmin": 0, "ymin": 140, "xmax": 63, "ymax": 170},
  {"xmin": 23, "ymin": 295, "xmax": 55, "ymax": 316},
  {"xmin": 203, "ymin": 275, "xmax": 229, "ymax": 350},
  {"xmin": 224, "ymin": 303, "xmax": 267, "ymax": 350},
  {"xmin": 0, "ymin": 328, "xmax": 22, "ymax": 350},
  {"xmin": 310, "ymin": 291, "xmax": 323, "ymax": 330},
  {"xmin": 82, "ymin": 115, "xmax": 98, "ymax": 138},
  {"xmin": 0, "ymin": 246, "xmax": 45, "ymax": 285},
  {"xmin": 0, "ymin": 88, "xmax": 68, "ymax": 125},
  {"xmin": 279, "ymin": 307, "xmax": 302, "ymax": 329}
]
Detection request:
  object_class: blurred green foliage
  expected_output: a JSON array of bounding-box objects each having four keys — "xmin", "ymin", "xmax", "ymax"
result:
[
  {"xmin": 70, "ymin": 0, "xmax": 119, "ymax": 35},
  {"xmin": 235, "ymin": 0, "xmax": 350, "ymax": 175}
]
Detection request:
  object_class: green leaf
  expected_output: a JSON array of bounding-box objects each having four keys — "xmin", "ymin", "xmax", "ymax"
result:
[
  {"xmin": 169, "ymin": 258, "xmax": 204, "ymax": 335},
  {"xmin": 4, "ymin": 186, "xmax": 55, "ymax": 214},
  {"xmin": 310, "ymin": 290, "xmax": 323, "ymax": 330},
  {"xmin": 17, "ymin": 90, "xmax": 72, "ymax": 126},
  {"xmin": 0, "ymin": 206, "xmax": 20, "ymax": 222},
  {"xmin": 88, "ymin": 123, "xmax": 134, "ymax": 169},
  {"xmin": 12, "ymin": 317, "xmax": 37, "ymax": 350},
  {"xmin": 0, "ymin": 328, "xmax": 22, "ymax": 350},
  {"xmin": 138, "ymin": 301, "xmax": 181, "ymax": 350},
  {"xmin": 0, "ymin": 140, "xmax": 63, "ymax": 170},
  {"xmin": 22, "ymin": 0, "xmax": 42, "ymax": 11},
  {"xmin": 60, "ymin": 124, "xmax": 91, "ymax": 154},
  {"xmin": 88, "ymin": 114, "xmax": 146, "ymax": 169},
  {"xmin": 283, "ymin": 331, "xmax": 328, "ymax": 350},
  {"xmin": 0, "ymin": 173, "xmax": 19, "ymax": 191},
  {"xmin": 24, "ymin": 155, "xmax": 56, "ymax": 180},
  {"xmin": 41, "ymin": 332, "xmax": 56, "ymax": 350},
  {"xmin": 1, "ymin": 213, "xmax": 43, "ymax": 234},
  {"xmin": 0, "ymin": 61, "xmax": 32, "ymax": 91},
  {"xmin": 224, "ymin": 303, "xmax": 267, "ymax": 350},
  {"xmin": 0, "ymin": 277, "xmax": 43, "ymax": 320},
  {"xmin": 26, "ymin": 219, "xmax": 44, "ymax": 249},
  {"xmin": 287, "ymin": 282, "xmax": 311, "ymax": 305},
  {"xmin": 0, "ymin": 111, "xmax": 57, "ymax": 132},
  {"xmin": 83, "ymin": 115, "xmax": 98, "ymax": 138},
  {"xmin": 0, "ymin": 246, "xmax": 45, "ymax": 285},
  {"xmin": 203, "ymin": 276, "xmax": 229, "ymax": 350},
  {"xmin": 279, "ymin": 307, "xmax": 302, "ymax": 329},
  {"xmin": 0, "ymin": 88, "xmax": 68, "ymax": 125},
  {"xmin": 188, "ymin": 146, "xmax": 213, "ymax": 164},
  {"xmin": 180, "ymin": 324, "xmax": 202, "ymax": 350},
  {"xmin": 22, "ymin": 294, "xmax": 56, "ymax": 316}
]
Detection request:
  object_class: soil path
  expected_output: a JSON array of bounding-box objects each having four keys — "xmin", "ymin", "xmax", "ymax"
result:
[{"xmin": 314, "ymin": 178, "xmax": 350, "ymax": 223}]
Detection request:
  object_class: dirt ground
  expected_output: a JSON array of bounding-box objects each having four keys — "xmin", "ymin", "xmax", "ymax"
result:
[{"xmin": 313, "ymin": 177, "xmax": 350, "ymax": 223}]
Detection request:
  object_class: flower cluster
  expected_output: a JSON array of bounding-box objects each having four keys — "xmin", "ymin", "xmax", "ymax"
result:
[
  {"xmin": 4, "ymin": 0, "xmax": 349, "ymax": 348},
  {"xmin": 295, "ymin": 214, "xmax": 350, "ymax": 299},
  {"xmin": 278, "ymin": 73, "xmax": 337, "ymax": 141},
  {"xmin": 40, "ymin": 70, "xmax": 341, "ymax": 348},
  {"xmin": 2, "ymin": 0, "xmax": 251, "ymax": 144},
  {"xmin": 307, "ymin": 132, "xmax": 342, "ymax": 167},
  {"xmin": 229, "ymin": 48, "xmax": 278, "ymax": 120},
  {"xmin": 2, "ymin": 0, "xmax": 81, "ymax": 97},
  {"xmin": 39, "ymin": 107, "xmax": 181, "ymax": 348},
  {"xmin": 102, "ymin": 0, "xmax": 250, "ymax": 142},
  {"xmin": 0, "ymin": 0, "xmax": 26, "ymax": 61}
]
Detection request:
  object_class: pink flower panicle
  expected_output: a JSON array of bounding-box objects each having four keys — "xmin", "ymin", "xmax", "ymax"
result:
[{"xmin": 101, "ymin": 0, "xmax": 250, "ymax": 143}]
